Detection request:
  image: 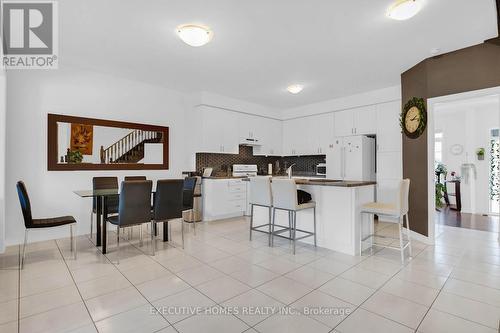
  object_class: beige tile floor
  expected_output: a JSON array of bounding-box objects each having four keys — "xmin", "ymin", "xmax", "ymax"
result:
[{"xmin": 0, "ymin": 217, "xmax": 499, "ymax": 333}]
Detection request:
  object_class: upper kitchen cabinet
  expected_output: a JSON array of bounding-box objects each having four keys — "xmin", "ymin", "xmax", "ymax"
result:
[
  {"xmin": 309, "ymin": 113, "xmax": 335, "ymax": 154},
  {"xmin": 253, "ymin": 118, "xmax": 282, "ymax": 156},
  {"xmin": 334, "ymin": 105, "xmax": 376, "ymax": 136},
  {"xmin": 283, "ymin": 118, "xmax": 305, "ymax": 155},
  {"xmin": 197, "ymin": 106, "xmax": 239, "ymax": 154},
  {"xmin": 238, "ymin": 113, "xmax": 263, "ymax": 144},
  {"xmin": 376, "ymin": 101, "xmax": 402, "ymax": 152}
]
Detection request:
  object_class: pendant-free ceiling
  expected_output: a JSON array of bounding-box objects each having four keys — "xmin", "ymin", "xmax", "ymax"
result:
[
  {"xmin": 387, "ymin": 0, "xmax": 422, "ymax": 20},
  {"xmin": 176, "ymin": 24, "xmax": 213, "ymax": 47}
]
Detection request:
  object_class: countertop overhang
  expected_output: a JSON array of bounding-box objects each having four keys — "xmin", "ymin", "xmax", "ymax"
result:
[{"xmin": 204, "ymin": 176, "xmax": 376, "ymax": 187}]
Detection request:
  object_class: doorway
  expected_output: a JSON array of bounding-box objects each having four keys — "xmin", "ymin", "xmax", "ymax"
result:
[{"xmin": 428, "ymin": 87, "xmax": 500, "ymax": 240}]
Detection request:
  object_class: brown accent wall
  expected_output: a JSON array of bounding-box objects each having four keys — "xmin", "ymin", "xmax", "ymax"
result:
[{"xmin": 401, "ymin": 41, "xmax": 500, "ymax": 237}]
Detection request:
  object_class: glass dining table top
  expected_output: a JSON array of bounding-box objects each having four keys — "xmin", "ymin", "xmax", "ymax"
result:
[{"xmin": 73, "ymin": 188, "xmax": 155, "ymax": 197}]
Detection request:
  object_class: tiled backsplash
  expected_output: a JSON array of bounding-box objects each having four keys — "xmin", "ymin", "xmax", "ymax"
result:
[{"xmin": 196, "ymin": 146, "xmax": 325, "ymax": 176}]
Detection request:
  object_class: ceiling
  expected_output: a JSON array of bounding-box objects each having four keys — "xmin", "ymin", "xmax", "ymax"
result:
[{"xmin": 60, "ymin": 0, "xmax": 498, "ymax": 109}]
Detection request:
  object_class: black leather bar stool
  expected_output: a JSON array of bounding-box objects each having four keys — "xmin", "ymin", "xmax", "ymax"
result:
[
  {"xmin": 106, "ymin": 180, "xmax": 153, "ymax": 263},
  {"xmin": 152, "ymin": 179, "xmax": 184, "ymax": 247},
  {"xmin": 16, "ymin": 181, "xmax": 77, "ymax": 269}
]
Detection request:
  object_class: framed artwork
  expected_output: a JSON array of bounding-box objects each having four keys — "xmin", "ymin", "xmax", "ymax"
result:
[{"xmin": 70, "ymin": 123, "xmax": 94, "ymax": 155}]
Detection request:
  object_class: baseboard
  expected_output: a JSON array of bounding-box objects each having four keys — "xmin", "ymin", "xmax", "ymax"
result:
[{"xmin": 403, "ymin": 227, "xmax": 434, "ymax": 245}]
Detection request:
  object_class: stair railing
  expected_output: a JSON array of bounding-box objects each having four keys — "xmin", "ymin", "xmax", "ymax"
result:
[{"xmin": 100, "ymin": 129, "xmax": 161, "ymax": 163}]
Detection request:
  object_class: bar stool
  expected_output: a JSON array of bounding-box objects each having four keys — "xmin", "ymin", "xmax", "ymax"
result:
[
  {"xmin": 270, "ymin": 179, "xmax": 317, "ymax": 254},
  {"xmin": 249, "ymin": 177, "xmax": 273, "ymax": 244},
  {"xmin": 360, "ymin": 179, "xmax": 412, "ymax": 264}
]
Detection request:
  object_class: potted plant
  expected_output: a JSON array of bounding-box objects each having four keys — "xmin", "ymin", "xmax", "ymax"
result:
[
  {"xmin": 435, "ymin": 183, "xmax": 446, "ymax": 209},
  {"xmin": 66, "ymin": 149, "xmax": 83, "ymax": 164},
  {"xmin": 476, "ymin": 148, "xmax": 485, "ymax": 160},
  {"xmin": 435, "ymin": 163, "xmax": 447, "ymax": 183}
]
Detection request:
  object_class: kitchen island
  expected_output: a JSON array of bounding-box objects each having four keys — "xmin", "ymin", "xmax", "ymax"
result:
[{"xmin": 250, "ymin": 178, "xmax": 376, "ymax": 256}]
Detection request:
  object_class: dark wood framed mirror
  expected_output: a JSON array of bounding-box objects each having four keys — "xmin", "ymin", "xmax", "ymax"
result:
[{"xmin": 48, "ymin": 114, "xmax": 169, "ymax": 171}]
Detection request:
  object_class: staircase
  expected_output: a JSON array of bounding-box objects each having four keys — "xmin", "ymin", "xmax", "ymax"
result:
[{"xmin": 100, "ymin": 129, "xmax": 163, "ymax": 164}]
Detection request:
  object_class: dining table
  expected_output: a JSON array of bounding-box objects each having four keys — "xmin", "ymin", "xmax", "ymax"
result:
[{"xmin": 73, "ymin": 188, "xmax": 166, "ymax": 254}]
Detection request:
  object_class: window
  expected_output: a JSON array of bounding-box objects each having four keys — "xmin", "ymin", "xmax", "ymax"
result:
[{"xmin": 435, "ymin": 131, "xmax": 443, "ymax": 163}]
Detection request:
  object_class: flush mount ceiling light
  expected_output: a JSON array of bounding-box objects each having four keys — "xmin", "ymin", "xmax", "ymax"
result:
[
  {"xmin": 176, "ymin": 24, "xmax": 213, "ymax": 47},
  {"xmin": 387, "ymin": 0, "xmax": 422, "ymax": 20},
  {"xmin": 287, "ymin": 84, "xmax": 304, "ymax": 94}
]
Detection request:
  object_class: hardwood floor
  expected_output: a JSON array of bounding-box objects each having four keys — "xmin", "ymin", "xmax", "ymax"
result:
[{"xmin": 435, "ymin": 207, "xmax": 499, "ymax": 233}]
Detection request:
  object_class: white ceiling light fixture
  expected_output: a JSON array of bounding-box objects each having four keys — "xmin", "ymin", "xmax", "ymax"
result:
[
  {"xmin": 287, "ymin": 84, "xmax": 304, "ymax": 94},
  {"xmin": 176, "ymin": 24, "xmax": 213, "ymax": 47},
  {"xmin": 387, "ymin": 0, "xmax": 422, "ymax": 21}
]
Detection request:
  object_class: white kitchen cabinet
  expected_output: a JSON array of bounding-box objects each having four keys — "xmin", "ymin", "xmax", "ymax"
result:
[
  {"xmin": 253, "ymin": 118, "xmax": 282, "ymax": 156},
  {"xmin": 197, "ymin": 106, "xmax": 239, "ymax": 154},
  {"xmin": 334, "ymin": 110, "xmax": 355, "ymax": 137},
  {"xmin": 202, "ymin": 178, "xmax": 247, "ymax": 221},
  {"xmin": 376, "ymin": 101, "xmax": 402, "ymax": 152},
  {"xmin": 238, "ymin": 113, "xmax": 263, "ymax": 142},
  {"xmin": 334, "ymin": 106, "xmax": 376, "ymax": 136},
  {"xmin": 354, "ymin": 105, "xmax": 377, "ymax": 135},
  {"xmin": 309, "ymin": 113, "xmax": 335, "ymax": 155},
  {"xmin": 283, "ymin": 118, "xmax": 304, "ymax": 155}
]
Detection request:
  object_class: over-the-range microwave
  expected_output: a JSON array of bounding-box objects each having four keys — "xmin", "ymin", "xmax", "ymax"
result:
[{"xmin": 316, "ymin": 163, "xmax": 326, "ymax": 176}]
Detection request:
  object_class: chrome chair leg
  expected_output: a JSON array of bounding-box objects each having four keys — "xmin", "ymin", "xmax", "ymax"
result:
[
  {"xmin": 151, "ymin": 221, "xmax": 156, "ymax": 256},
  {"xmin": 181, "ymin": 219, "xmax": 185, "ymax": 249},
  {"xmin": 398, "ymin": 218, "xmax": 404, "ymax": 264},
  {"xmin": 192, "ymin": 210, "xmax": 196, "ymax": 236},
  {"xmin": 268, "ymin": 206, "xmax": 272, "ymax": 246},
  {"xmin": 249, "ymin": 204, "xmax": 254, "ymax": 241},
  {"xmin": 405, "ymin": 214, "xmax": 412, "ymax": 257},
  {"xmin": 292, "ymin": 211, "xmax": 297, "ymax": 255},
  {"xmin": 116, "ymin": 227, "xmax": 120, "ymax": 265},
  {"xmin": 21, "ymin": 229, "xmax": 28, "ymax": 269},
  {"xmin": 70, "ymin": 224, "xmax": 77, "ymax": 260},
  {"xmin": 139, "ymin": 225, "xmax": 143, "ymax": 247},
  {"xmin": 313, "ymin": 207, "xmax": 317, "ymax": 247},
  {"xmin": 271, "ymin": 208, "xmax": 276, "ymax": 247},
  {"xmin": 90, "ymin": 210, "xmax": 94, "ymax": 239}
]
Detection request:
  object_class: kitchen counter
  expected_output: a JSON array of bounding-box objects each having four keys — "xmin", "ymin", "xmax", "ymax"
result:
[{"xmin": 240, "ymin": 177, "xmax": 376, "ymax": 188}]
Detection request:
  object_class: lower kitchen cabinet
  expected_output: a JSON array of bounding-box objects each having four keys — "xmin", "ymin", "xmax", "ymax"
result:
[{"xmin": 202, "ymin": 178, "xmax": 247, "ymax": 221}]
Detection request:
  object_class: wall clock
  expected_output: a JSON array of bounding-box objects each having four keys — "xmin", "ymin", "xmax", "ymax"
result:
[
  {"xmin": 450, "ymin": 144, "xmax": 463, "ymax": 155},
  {"xmin": 400, "ymin": 97, "xmax": 427, "ymax": 139}
]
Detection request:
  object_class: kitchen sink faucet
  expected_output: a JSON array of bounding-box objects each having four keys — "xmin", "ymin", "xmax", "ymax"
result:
[{"xmin": 287, "ymin": 163, "xmax": 296, "ymax": 179}]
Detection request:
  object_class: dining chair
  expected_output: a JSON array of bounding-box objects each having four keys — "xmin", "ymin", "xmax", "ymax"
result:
[
  {"xmin": 124, "ymin": 176, "xmax": 147, "ymax": 181},
  {"xmin": 106, "ymin": 180, "xmax": 153, "ymax": 263},
  {"xmin": 90, "ymin": 177, "xmax": 119, "ymax": 239},
  {"xmin": 16, "ymin": 181, "xmax": 77, "ymax": 269},
  {"xmin": 182, "ymin": 177, "xmax": 198, "ymax": 235},
  {"xmin": 361, "ymin": 179, "xmax": 412, "ymax": 263},
  {"xmin": 152, "ymin": 179, "xmax": 185, "ymax": 247}
]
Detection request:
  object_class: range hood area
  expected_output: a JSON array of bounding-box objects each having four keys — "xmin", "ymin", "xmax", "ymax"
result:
[{"xmin": 239, "ymin": 138, "xmax": 262, "ymax": 146}]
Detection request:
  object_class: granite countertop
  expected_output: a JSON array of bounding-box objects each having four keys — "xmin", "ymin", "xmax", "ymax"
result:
[
  {"xmin": 232, "ymin": 176, "xmax": 375, "ymax": 187},
  {"xmin": 294, "ymin": 179, "xmax": 376, "ymax": 187}
]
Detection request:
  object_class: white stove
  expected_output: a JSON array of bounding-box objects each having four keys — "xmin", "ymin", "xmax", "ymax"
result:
[{"xmin": 232, "ymin": 164, "xmax": 258, "ymax": 177}]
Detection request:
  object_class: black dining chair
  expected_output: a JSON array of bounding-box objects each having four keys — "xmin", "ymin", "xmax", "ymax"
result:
[
  {"xmin": 106, "ymin": 180, "xmax": 153, "ymax": 262},
  {"xmin": 91, "ymin": 177, "xmax": 119, "ymax": 239},
  {"xmin": 16, "ymin": 181, "xmax": 77, "ymax": 269},
  {"xmin": 183, "ymin": 177, "xmax": 198, "ymax": 235},
  {"xmin": 152, "ymin": 179, "xmax": 185, "ymax": 247},
  {"xmin": 124, "ymin": 176, "xmax": 147, "ymax": 181}
]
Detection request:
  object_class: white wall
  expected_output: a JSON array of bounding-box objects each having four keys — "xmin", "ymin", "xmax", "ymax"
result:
[
  {"xmin": 0, "ymin": 72, "xmax": 6, "ymax": 252},
  {"xmin": 5, "ymin": 66, "xmax": 189, "ymax": 246},
  {"xmin": 435, "ymin": 97, "xmax": 500, "ymax": 214},
  {"xmin": 281, "ymin": 86, "xmax": 401, "ymax": 119}
]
